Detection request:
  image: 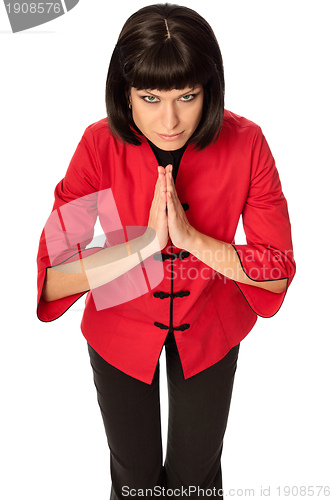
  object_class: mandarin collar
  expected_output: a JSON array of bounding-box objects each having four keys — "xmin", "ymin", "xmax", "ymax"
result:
[{"xmin": 146, "ymin": 137, "xmax": 188, "ymax": 159}]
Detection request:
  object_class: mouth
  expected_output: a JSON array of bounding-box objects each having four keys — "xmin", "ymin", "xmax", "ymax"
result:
[{"xmin": 156, "ymin": 131, "xmax": 184, "ymax": 141}]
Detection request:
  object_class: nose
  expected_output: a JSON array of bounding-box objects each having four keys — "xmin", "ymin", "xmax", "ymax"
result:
[{"xmin": 161, "ymin": 102, "xmax": 180, "ymax": 131}]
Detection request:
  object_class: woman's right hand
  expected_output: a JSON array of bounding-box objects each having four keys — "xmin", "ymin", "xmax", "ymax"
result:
[{"xmin": 147, "ymin": 166, "xmax": 169, "ymax": 250}]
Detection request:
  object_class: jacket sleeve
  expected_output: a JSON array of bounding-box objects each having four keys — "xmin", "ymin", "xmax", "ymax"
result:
[
  {"xmin": 232, "ymin": 126, "xmax": 296, "ymax": 318},
  {"xmin": 36, "ymin": 127, "xmax": 102, "ymax": 322}
]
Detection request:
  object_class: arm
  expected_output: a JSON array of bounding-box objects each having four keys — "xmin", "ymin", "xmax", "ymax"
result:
[
  {"xmin": 37, "ymin": 125, "xmax": 168, "ymax": 321},
  {"xmin": 42, "ymin": 228, "xmax": 158, "ymax": 302},
  {"xmin": 41, "ymin": 165, "xmax": 168, "ymax": 303},
  {"xmin": 37, "ymin": 127, "xmax": 158, "ymax": 318},
  {"xmin": 164, "ymin": 124, "xmax": 295, "ymax": 318},
  {"xmin": 164, "ymin": 171, "xmax": 287, "ymax": 293},
  {"xmin": 184, "ymin": 231, "xmax": 288, "ymax": 294}
]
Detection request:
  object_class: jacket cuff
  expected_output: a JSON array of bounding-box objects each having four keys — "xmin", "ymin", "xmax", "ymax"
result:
[
  {"xmin": 36, "ymin": 247, "xmax": 102, "ymax": 322},
  {"xmin": 231, "ymin": 244, "xmax": 295, "ymax": 318},
  {"xmin": 36, "ymin": 267, "xmax": 87, "ymax": 322}
]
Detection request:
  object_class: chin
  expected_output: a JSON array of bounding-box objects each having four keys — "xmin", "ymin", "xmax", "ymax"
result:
[{"xmin": 158, "ymin": 142, "xmax": 186, "ymax": 150}]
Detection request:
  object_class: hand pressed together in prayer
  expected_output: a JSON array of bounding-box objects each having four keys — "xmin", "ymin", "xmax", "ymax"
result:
[{"xmin": 148, "ymin": 164, "xmax": 196, "ymax": 251}]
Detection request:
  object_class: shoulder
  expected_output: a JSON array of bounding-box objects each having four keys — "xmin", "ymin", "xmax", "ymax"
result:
[
  {"xmin": 80, "ymin": 117, "xmax": 125, "ymax": 152},
  {"xmin": 84, "ymin": 117, "xmax": 110, "ymax": 136},
  {"xmin": 212, "ymin": 109, "xmax": 264, "ymax": 151},
  {"xmin": 222, "ymin": 109, "xmax": 261, "ymax": 132}
]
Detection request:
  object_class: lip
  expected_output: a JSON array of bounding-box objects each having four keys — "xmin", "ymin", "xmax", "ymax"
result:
[{"xmin": 156, "ymin": 131, "xmax": 184, "ymax": 141}]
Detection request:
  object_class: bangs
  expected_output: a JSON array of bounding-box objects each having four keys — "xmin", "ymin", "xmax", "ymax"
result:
[{"xmin": 129, "ymin": 42, "xmax": 213, "ymax": 91}]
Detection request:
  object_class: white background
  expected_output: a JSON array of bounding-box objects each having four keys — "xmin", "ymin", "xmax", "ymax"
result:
[{"xmin": 1, "ymin": 1, "xmax": 331, "ymax": 499}]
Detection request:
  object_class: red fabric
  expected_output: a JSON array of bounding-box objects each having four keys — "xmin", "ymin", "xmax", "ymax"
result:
[{"xmin": 36, "ymin": 109, "xmax": 296, "ymax": 384}]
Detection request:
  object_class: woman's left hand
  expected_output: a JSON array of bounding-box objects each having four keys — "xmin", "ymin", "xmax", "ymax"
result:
[{"xmin": 165, "ymin": 164, "xmax": 196, "ymax": 250}]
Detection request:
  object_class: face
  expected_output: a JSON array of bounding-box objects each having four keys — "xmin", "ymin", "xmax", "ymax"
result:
[{"xmin": 129, "ymin": 85, "xmax": 204, "ymax": 150}]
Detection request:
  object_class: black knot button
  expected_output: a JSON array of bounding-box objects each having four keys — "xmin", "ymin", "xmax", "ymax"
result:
[
  {"xmin": 178, "ymin": 251, "xmax": 190, "ymax": 260},
  {"xmin": 153, "ymin": 253, "xmax": 175, "ymax": 261},
  {"xmin": 153, "ymin": 290, "xmax": 190, "ymax": 300},
  {"xmin": 173, "ymin": 324, "xmax": 190, "ymax": 332},
  {"xmin": 154, "ymin": 322, "xmax": 190, "ymax": 332},
  {"xmin": 173, "ymin": 290, "xmax": 190, "ymax": 298},
  {"xmin": 154, "ymin": 322, "xmax": 169, "ymax": 330},
  {"xmin": 153, "ymin": 291, "xmax": 170, "ymax": 299}
]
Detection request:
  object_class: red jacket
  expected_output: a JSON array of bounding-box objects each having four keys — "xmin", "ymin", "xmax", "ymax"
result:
[{"xmin": 37, "ymin": 109, "xmax": 296, "ymax": 384}]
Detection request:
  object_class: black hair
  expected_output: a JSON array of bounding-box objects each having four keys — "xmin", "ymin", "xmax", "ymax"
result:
[{"xmin": 105, "ymin": 3, "xmax": 225, "ymax": 150}]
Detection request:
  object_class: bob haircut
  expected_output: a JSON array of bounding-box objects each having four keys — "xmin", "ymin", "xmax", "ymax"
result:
[{"xmin": 105, "ymin": 3, "xmax": 225, "ymax": 150}]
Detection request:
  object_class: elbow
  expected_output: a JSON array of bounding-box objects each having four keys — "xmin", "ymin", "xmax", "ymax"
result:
[
  {"xmin": 272, "ymin": 281, "xmax": 287, "ymax": 294},
  {"xmin": 41, "ymin": 285, "xmax": 54, "ymax": 303},
  {"xmin": 41, "ymin": 268, "xmax": 57, "ymax": 302},
  {"xmin": 261, "ymin": 278, "xmax": 288, "ymax": 294}
]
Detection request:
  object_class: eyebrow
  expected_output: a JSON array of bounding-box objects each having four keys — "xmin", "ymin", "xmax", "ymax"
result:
[{"xmin": 138, "ymin": 86, "xmax": 199, "ymax": 98}]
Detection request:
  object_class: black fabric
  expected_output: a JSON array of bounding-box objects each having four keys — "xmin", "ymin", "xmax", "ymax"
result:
[
  {"xmin": 87, "ymin": 333, "xmax": 240, "ymax": 500},
  {"xmin": 146, "ymin": 138, "xmax": 188, "ymax": 180}
]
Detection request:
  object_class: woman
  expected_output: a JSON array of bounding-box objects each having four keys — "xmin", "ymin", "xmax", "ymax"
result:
[{"xmin": 37, "ymin": 3, "xmax": 296, "ymax": 499}]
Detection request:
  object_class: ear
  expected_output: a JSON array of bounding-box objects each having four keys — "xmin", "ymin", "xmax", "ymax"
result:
[{"xmin": 127, "ymin": 88, "xmax": 133, "ymax": 109}]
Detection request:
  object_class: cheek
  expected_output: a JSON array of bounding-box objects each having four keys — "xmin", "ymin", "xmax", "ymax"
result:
[
  {"xmin": 132, "ymin": 108, "xmax": 145, "ymax": 129},
  {"xmin": 186, "ymin": 106, "xmax": 203, "ymax": 128},
  {"xmin": 134, "ymin": 105, "xmax": 155, "ymax": 129},
  {"xmin": 195, "ymin": 101, "xmax": 204, "ymax": 124}
]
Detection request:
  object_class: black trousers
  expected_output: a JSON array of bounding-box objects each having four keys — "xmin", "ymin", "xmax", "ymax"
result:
[{"xmin": 87, "ymin": 330, "xmax": 240, "ymax": 500}]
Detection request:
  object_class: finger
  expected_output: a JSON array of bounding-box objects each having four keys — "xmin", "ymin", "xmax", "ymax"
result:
[
  {"xmin": 153, "ymin": 175, "xmax": 160, "ymax": 200},
  {"xmin": 158, "ymin": 166, "xmax": 167, "ymax": 187},
  {"xmin": 159, "ymin": 189, "xmax": 167, "ymax": 210},
  {"xmin": 156, "ymin": 190, "xmax": 167, "ymax": 224},
  {"xmin": 166, "ymin": 190, "xmax": 176, "ymax": 219},
  {"xmin": 157, "ymin": 173, "xmax": 167, "ymax": 211},
  {"xmin": 167, "ymin": 171, "xmax": 181, "ymax": 205},
  {"xmin": 152, "ymin": 174, "xmax": 163, "ymax": 213},
  {"xmin": 159, "ymin": 170, "xmax": 167, "ymax": 192},
  {"xmin": 165, "ymin": 165, "xmax": 173, "ymax": 184},
  {"xmin": 154, "ymin": 174, "xmax": 159, "ymax": 189},
  {"xmin": 166, "ymin": 168, "xmax": 175, "ymax": 194},
  {"xmin": 166, "ymin": 186, "xmax": 175, "ymax": 205}
]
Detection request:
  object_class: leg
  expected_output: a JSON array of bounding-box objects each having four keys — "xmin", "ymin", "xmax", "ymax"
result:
[
  {"xmin": 87, "ymin": 343, "xmax": 165, "ymax": 500},
  {"xmin": 164, "ymin": 333, "xmax": 240, "ymax": 498}
]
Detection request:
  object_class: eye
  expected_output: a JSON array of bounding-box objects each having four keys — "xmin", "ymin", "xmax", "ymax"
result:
[
  {"xmin": 142, "ymin": 95, "xmax": 159, "ymax": 103},
  {"xmin": 140, "ymin": 92, "xmax": 198, "ymax": 104},
  {"xmin": 179, "ymin": 94, "xmax": 196, "ymax": 102}
]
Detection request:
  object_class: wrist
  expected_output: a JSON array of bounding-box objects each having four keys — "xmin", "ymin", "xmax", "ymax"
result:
[
  {"xmin": 183, "ymin": 227, "xmax": 201, "ymax": 254},
  {"xmin": 140, "ymin": 227, "xmax": 162, "ymax": 259}
]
